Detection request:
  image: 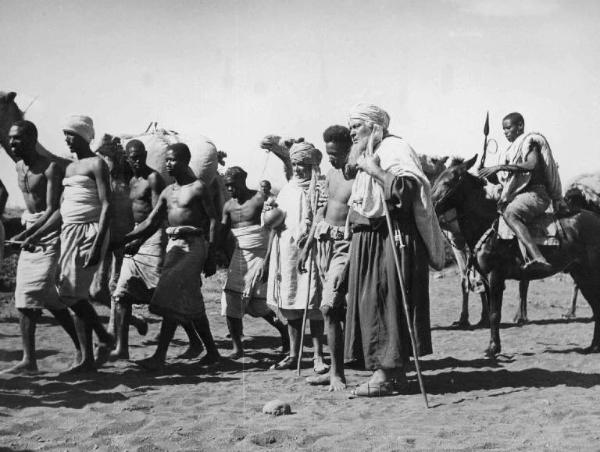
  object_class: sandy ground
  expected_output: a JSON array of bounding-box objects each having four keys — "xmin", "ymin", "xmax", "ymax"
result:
[{"xmin": 1, "ymin": 267, "xmax": 599, "ymax": 451}]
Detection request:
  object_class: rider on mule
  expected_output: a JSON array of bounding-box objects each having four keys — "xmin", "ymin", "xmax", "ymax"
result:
[{"xmin": 478, "ymin": 112, "xmax": 562, "ymax": 273}]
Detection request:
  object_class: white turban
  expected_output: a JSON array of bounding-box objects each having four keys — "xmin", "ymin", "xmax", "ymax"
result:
[
  {"xmin": 348, "ymin": 103, "xmax": 390, "ymax": 130},
  {"xmin": 290, "ymin": 141, "xmax": 319, "ymax": 165},
  {"xmin": 63, "ymin": 115, "xmax": 95, "ymax": 143}
]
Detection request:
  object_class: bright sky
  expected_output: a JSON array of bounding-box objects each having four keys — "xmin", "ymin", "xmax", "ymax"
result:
[{"xmin": 2, "ymin": 0, "xmax": 600, "ymax": 207}]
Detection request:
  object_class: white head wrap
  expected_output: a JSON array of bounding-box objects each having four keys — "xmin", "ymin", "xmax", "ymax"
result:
[
  {"xmin": 348, "ymin": 103, "xmax": 390, "ymax": 130},
  {"xmin": 63, "ymin": 115, "xmax": 95, "ymax": 143},
  {"xmin": 290, "ymin": 142, "xmax": 319, "ymax": 165}
]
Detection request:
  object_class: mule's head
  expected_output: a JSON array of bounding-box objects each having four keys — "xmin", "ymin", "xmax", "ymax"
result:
[{"xmin": 431, "ymin": 154, "xmax": 479, "ymax": 216}]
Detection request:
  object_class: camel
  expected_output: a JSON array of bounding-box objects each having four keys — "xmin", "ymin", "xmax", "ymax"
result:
[
  {"xmin": 0, "ymin": 91, "xmax": 70, "ymax": 166},
  {"xmin": 432, "ymin": 156, "xmax": 600, "ymax": 356}
]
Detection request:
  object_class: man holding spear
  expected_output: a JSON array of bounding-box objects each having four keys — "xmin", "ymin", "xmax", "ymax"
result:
[{"xmin": 345, "ymin": 103, "xmax": 445, "ymax": 397}]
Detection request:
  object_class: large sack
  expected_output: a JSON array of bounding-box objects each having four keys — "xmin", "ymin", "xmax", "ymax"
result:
[{"xmin": 121, "ymin": 128, "xmax": 218, "ymax": 185}]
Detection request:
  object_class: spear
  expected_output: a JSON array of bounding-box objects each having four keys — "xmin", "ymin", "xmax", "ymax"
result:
[{"xmin": 478, "ymin": 111, "xmax": 490, "ymax": 170}]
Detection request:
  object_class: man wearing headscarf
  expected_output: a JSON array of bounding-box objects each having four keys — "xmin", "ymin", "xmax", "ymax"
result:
[
  {"xmin": 345, "ymin": 103, "xmax": 445, "ymax": 396},
  {"xmin": 263, "ymin": 141, "xmax": 328, "ymax": 374},
  {"xmin": 25, "ymin": 115, "xmax": 116, "ymax": 373}
]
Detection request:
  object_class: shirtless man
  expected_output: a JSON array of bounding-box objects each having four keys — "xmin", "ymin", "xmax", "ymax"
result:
[
  {"xmin": 259, "ymin": 180, "xmax": 277, "ymax": 205},
  {"xmin": 1, "ymin": 120, "xmax": 81, "ymax": 374},
  {"xmin": 220, "ymin": 167, "xmax": 288, "ymax": 359},
  {"xmin": 109, "ymin": 139, "xmax": 165, "ymax": 359},
  {"xmin": 298, "ymin": 125, "xmax": 354, "ymax": 391},
  {"xmin": 29, "ymin": 115, "xmax": 115, "ymax": 372},
  {"xmin": 119, "ymin": 143, "xmax": 220, "ymax": 370}
]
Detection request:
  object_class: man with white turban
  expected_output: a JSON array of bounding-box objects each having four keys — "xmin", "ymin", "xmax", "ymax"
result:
[
  {"xmin": 264, "ymin": 141, "xmax": 328, "ymax": 374},
  {"xmin": 345, "ymin": 103, "xmax": 445, "ymax": 396},
  {"xmin": 24, "ymin": 115, "xmax": 115, "ymax": 373}
]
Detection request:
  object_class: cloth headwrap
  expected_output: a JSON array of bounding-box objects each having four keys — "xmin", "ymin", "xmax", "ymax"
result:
[
  {"xmin": 63, "ymin": 115, "xmax": 95, "ymax": 143},
  {"xmin": 348, "ymin": 103, "xmax": 390, "ymax": 130},
  {"xmin": 289, "ymin": 142, "xmax": 319, "ymax": 165},
  {"xmin": 94, "ymin": 133, "xmax": 120, "ymax": 158}
]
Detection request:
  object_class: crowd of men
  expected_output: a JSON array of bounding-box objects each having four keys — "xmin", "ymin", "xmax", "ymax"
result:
[{"xmin": 1, "ymin": 103, "xmax": 558, "ymax": 397}]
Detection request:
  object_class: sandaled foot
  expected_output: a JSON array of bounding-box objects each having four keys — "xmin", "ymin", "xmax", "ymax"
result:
[
  {"xmin": 1, "ymin": 361, "xmax": 39, "ymax": 375},
  {"xmin": 176, "ymin": 345, "xmax": 204, "ymax": 360},
  {"xmin": 350, "ymin": 380, "xmax": 394, "ymax": 397},
  {"xmin": 134, "ymin": 356, "xmax": 165, "ymax": 371},
  {"xmin": 306, "ymin": 374, "xmax": 329, "ymax": 386},
  {"xmin": 313, "ymin": 356, "xmax": 329, "ymax": 375},
  {"xmin": 198, "ymin": 352, "xmax": 220, "ymax": 366},
  {"xmin": 270, "ymin": 355, "xmax": 298, "ymax": 370},
  {"xmin": 62, "ymin": 360, "xmax": 97, "ymax": 375}
]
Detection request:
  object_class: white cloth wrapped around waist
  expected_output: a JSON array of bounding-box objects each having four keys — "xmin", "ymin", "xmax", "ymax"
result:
[
  {"xmin": 60, "ymin": 175, "xmax": 102, "ymax": 224},
  {"xmin": 231, "ymin": 224, "xmax": 268, "ymax": 251},
  {"xmin": 21, "ymin": 210, "xmax": 59, "ymax": 243},
  {"xmin": 165, "ymin": 225, "xmax": 204, "ymax": 238}
]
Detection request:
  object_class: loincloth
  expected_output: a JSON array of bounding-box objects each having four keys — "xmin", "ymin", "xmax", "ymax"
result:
[
  {"xmin": 57, "ymin": 222, "xmax": 108, "ymax": 306},
  {"xmin": 113, "ymin": 227, "xmax": 166, "ymax": 304},
  {"xmin": 221, "ymin": 225, "xmax": 270, "ymax": 318},
  {"xmin": 150, "ymin": 227, "xmax": 207, "ymax": 322},
  {"xmin": 315, "ymin": 220, "xmax": 350, "ymax": 313},
  {"xmin": 15, "ymin": 213, "xmax": 64, "ymax": 310}
]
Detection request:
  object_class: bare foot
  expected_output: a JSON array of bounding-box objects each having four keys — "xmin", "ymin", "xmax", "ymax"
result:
[
  {"xmin": 62, "ymin": 360, "xmax": 97, "ymax": 375},
  {"xmin": 198, "ymin": 352, "xmax": 220, "ymax": 366},
  {"xmin": 227, "ymin": 350, "xmax": 244, "ymax": 360},
  {"xmin": 176, "ymin": 342, "xmax": 204, "ymax": 359},
  {"xmin": 134, "ymin": 356, "xmax": 165, "ymax": 371},
  {"xmin": 95, "ymin": 342, "xmax": 115, "ymax": 367},
  {"xmin": 1, "ymin": 360, "xmax": 39, "ymax": 375},
  {"xmin": 328, "ymin": 375, "xmax": 347, "ymax": 392}
]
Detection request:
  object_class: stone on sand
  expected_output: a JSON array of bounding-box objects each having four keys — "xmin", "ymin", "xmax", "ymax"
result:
[{"xmin": 262, "ymin": 399, "xmax": 291, "ymax": 416}]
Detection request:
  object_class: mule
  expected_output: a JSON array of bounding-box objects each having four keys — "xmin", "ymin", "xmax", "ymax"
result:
[{"xmin": 431, "ymin": 156, "xmax": 600, "ymax": 356}]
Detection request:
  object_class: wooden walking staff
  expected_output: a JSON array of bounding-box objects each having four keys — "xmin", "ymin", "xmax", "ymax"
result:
[
  {"xmin": 379, "ymin": 193, "xmax": 429, "ymax": 408},
  {"xmin": 297, "ymin": 167, "xmax": 321, "ymax": 376},
  {"xmin": 364, "ymin": 126, "xmax": 429, "ymax": 407}
]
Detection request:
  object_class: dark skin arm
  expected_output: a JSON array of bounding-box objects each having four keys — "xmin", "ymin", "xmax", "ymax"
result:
[
  {"xmin": 14, "ymin": 163, "xmax": 63, "ymax": 246},
  {"xmin": 122, "ymin": 188, "xmax": 168, "ymax": 245},
  {"xmin": 259, "ymin": 228, "xmax": 277, "ymax": 283},
  {"xmin": 0, "ymin": 179, "xmax": 8, "ymax": 217},
  {"xmin": 478, "ymin": 145, "xmax": 540, "ymax": 179},
  {"xmin": 198, "ymin": 181, "xmax": 218, "ymax": 277},
  {"xmin": 84, "ymin": 158, "xmax": 112, "ymax": 268}
]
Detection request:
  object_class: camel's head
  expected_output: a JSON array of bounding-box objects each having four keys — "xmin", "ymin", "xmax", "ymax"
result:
[
  {"xmin": 431, "ymin": 154, "xmax": 478, "ymax": 215},
  {"xmin": 0, "ymin": 91, "xmax": 22, "ymax": 137},
  {"xmin": 419, "ymin": 154, "xmax": 450, "ymax": 185},
  {"xmin": 260, "ymin": 134, "xmax": 304, "ymax": 156}
]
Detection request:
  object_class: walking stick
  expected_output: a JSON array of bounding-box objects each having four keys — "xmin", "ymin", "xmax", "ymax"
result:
[
  {"xmin": 297, "ymin": 170, "xmax": 321, "ymax": 376},
  {"xmin": 380, "ymin": 190, "xmax": 430, "ymax": 409},
  {"xmin": 297, "ymin": 244, "xmax": 314, "ymax": 376}
]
